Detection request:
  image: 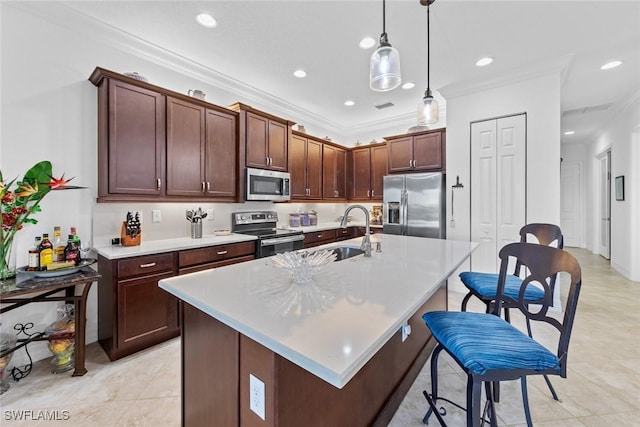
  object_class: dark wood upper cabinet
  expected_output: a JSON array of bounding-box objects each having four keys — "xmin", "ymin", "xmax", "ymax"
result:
[
  {"xmin": 104, "ymin": 79, "xmax": 165, "ymax": 197},
  {"xmin": 90, "ymin": 67, "xmax": 239, "ymax": 202},
  {"xmin": 323, "ymin": 144, "xmax": 347, "ymax": 200},
  {"xmin": 230, "ymin": 103, "xmax": 292, "ymax": 172},
  {"xmin": 386, "ymin": 128, "xmax": 446, "ymax": 173},
  {"xmin": 290, "ymin": 133, "xmax": 323, "ymax": 200},
  {"xmin": 350, "ymin": 144, "xmax": 387, "ymax": 201}
]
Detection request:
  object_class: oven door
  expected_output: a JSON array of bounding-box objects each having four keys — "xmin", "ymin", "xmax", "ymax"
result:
[{"xmin": 258, "ymin": 234, "xmax": 305, "ymax": 258}]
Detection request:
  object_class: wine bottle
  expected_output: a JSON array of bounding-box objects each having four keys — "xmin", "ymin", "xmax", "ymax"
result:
[
  {"xmin": 64, "ymin": 234, "xmax": 80, "ymax": 266},
  {"xmin": 39, "ymin": 233, "xmax": 54, "ymax": 269}
]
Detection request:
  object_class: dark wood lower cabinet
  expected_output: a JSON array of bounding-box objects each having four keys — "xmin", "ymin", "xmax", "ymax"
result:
[{"xmin": 181, "ymin": 284, "xmax": 447, "ymax": 426}]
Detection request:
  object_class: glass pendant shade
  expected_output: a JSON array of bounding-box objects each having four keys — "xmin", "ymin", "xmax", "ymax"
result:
[
  {"xmin": 417, "ymin": 92, "xmax": 439, "ymax": 125},
  {"xmin": 369, "ymin": 45, "xmax": 402, "ymax": 91}
]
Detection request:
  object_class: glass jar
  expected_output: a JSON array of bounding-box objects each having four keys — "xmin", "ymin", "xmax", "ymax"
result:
[
  {"xmin": 289, "ymin": 213, "xmax": 300, "ymax": 228},
  {"xmin": 308, "ymin": 212, "xmax": 318, "ymax": 226},
  {"xmin": 45, "ymin": 305, "xmax": 75, "ymax": 374},
  {"xmin": 0, "ymin": 328, "xmax": 17, "ymax": 394},
  {"xmin": 300, "ymin": 212, "xmax": 310, "ymax": 227}
]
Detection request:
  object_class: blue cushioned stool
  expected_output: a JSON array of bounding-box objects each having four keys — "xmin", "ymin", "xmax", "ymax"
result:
[{"xmin": 421, "ymin": 242, "xmax": 582, "ymax": 427}]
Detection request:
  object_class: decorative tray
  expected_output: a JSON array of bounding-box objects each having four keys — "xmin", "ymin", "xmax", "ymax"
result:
[
  {"xmin": 213, "ymin": 229, "xmax": 232, "ymax": 236},
  {"xmin": 17, "ymin": 258, "xmax": 97, "ymax": 278}
]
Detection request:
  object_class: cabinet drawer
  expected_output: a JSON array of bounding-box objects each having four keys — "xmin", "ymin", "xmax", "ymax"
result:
[
  {"xmin": 179, "ymin": 241, "xmax": 256, "ymax": 268},
  {"xmin": 304, "ymin": 230, "xmax": 336, "ymax": 245},
  {"xmin": 117, "ymin": 253, "xmax": 175, "ymax": 279},
  {"xmin": 178, "ymin": 254, "xmax": 256, "ymax": 275},
  {"xmin": 335, "ymin": 228, "xmax": 355, "ymax": 241}
]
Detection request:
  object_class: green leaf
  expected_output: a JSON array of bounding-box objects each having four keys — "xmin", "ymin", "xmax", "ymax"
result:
[{"xmin": 23, "ymin": 161, "xmax": 52, "ymax": 198}]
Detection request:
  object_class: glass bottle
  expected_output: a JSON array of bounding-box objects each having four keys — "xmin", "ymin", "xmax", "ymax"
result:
[
  {"xmin": 70, "ymin": 227, "xmax": 81, "ymax": 246},
  {"xmin": 39, "ymin": 233, "xmax": 54, "ymax": 269},
  {"xmin": 27, "ymin": 236, "xmax": 41, "ymax": 271},
  {"xmin": 64, "ymin": 234, "xmax": 80, "ymax": 266},
  {"xmin": 52, "ymin": 226, "xmax": 65, "ymax": 262},
  {"xmin": 0, "ymin": 323, "xmax": 17, "ymax": 394},
  {"xmin": 45, "ymin": 305, "xmax": 75, "ymax": 374}
]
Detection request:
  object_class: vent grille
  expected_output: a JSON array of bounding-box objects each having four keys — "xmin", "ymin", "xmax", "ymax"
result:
[
  {"xmin": 562, "ymin": 103, "xmax": 612, "ymax": 117},
  {"xmin": 375, "ymin": 102, "xmax": 394, "ymax": 110}
]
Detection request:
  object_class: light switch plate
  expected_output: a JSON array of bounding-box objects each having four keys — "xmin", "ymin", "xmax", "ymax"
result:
[
  {"xmin": 151, "ymin": 209, "xmax": 161, "ymax": 223},
  {"xmin": 207, "ymin": 209, "xmax": 215, "ymax": 221},
  {"xmin": 249, "ymin": 374, "xmax": 265, "ymax": 420}
]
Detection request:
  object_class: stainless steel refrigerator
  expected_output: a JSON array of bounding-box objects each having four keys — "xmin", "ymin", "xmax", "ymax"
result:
[{"xmin": 383, "ymin": 173, "xmax": 446, "ymax": 238}]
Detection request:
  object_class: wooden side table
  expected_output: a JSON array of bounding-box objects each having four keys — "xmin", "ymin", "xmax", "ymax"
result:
[{"xmin": 0, "ymin": 269, "xmax": 101, "ymax": 376}]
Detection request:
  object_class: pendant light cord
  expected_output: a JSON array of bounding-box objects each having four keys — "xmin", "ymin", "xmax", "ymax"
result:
[{"xmin": 427, "ymin": 3, "xmax": 431, "ymax": 93}]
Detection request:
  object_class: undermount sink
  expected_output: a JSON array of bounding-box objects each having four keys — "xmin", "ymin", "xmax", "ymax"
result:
[{"xmin": 331, "ymin": 246, "xmax": 365, "ymax": 261}]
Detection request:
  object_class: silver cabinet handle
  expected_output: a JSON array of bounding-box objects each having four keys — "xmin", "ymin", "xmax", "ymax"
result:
[
  {"xmin": 157, "ymin": 178, "xmax": 161, "ymax": 190},
  {"xmin": 367, "ymin": 190, "xmax": 370, "ymax": 198},
  {"xmin": 217, "ymin": 250, "xmax": 228, "ymax": 255},
  {"xmin": 371, "ymin": 189, "xmax": 374, "ymax": 197},
  {"xmin": 201, "ymin": 182, "xmax": 205, "ymax": 192},
  {"xmin": 206, "ymin": 181, "xmax": 211, "ymax": 191},
  {"xmin": 140, "ymin": 262, "xmax": 156, "ymax": 268},
  {"xmin": 317, "ymin": 234, "xmax": 323, "ymax": 238}
]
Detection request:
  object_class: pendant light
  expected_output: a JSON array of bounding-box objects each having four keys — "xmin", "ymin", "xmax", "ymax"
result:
[
  {"xmin": 369, "ymin": 0, "xmax": 402, "ymax": 91},
  {"xmin": 417, "ymin": 0, "xmax": 439, "ymax": 126}
]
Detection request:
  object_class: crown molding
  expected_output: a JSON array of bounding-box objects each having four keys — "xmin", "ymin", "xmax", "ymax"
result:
[
  {"xmin": 439, "ymin": 54, "xmax": 573, "ymax": 100},
  {"xmin": 8, "ymin": 2, "xmax": 351, "ymax": 135}
]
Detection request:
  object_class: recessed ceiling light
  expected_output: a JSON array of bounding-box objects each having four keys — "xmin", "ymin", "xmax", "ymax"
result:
[
  {"xmin": 196, "ymin": 13, "xmax": 217, "ymax": 28},
  {"xmin": 601, "ymin": 60, "xmax": 622, "ymax": 70},
  {"xmin": 359, "ymin": 37, "xmax": 376, "ymax": 49},
  {"xmin": 564, "ymin": 131, "xmax": 575, "ymax": 135},
  {"xmin": 344, "ymin": 100, "xmax": 355, "ymax": 107},
  {"xmin": 293, "ymin": 69, "xmax": 307, "ymax": 78},
  {"xmin": 475, "ymin": 57, "xmax": 493, "ymax": 67},
  {"xmin": 402, "ymin": 82, "xmax": 415, "ymax": 89}
]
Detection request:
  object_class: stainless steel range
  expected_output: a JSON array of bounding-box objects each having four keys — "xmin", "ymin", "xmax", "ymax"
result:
[{"xmin": 231, "ymin": 211, "xmax": 304, "ymax": 258}]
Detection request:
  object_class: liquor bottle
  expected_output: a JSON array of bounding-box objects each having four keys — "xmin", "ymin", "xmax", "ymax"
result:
[
  {"xmin": 64, "ymin": 234, "xmax": 80, "ymax": 266},
  {"xmin": 27, "ymin": 236, "xmax": 42, "ymax": 271},
  {"xmin": 70, "ymin": 227, "xmax": 81, "ymax": 247},
  {"xmin": 39, "ymin": 233, "xmax": 54, "ymax": 269},
  {"xmin": 52, "ymin": 226, "xmax": 65, "ymax": 262}
]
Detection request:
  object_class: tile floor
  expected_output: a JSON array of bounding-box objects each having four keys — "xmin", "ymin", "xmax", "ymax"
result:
[{"xmin": 1, "ymin": 248, "xmax": 639, "ymax": 426}]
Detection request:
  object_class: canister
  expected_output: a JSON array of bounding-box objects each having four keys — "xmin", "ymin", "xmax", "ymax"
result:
[
  {"xmin": 289, "ymin": 213, "xmax": 300, "ymax": 227},
  {"xmin": 309, "ymin": 212, "xmax": 317, "ymax": 226},
  {"xmin": 300, "ymin": 212, "xmax": 310, "ymax": 227}
]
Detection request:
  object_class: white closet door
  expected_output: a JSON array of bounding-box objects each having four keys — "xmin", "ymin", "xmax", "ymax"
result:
[
  {"xmin": 599, "ymin": 152, "xmax": 611, "ymax": 259},
  {"xmin": 471, "ymin": 114, "xmax": 526, "ymax": 273},
  {"xmin": 560, "ymin": 162, "xmax": 582, "ymax": 247}
]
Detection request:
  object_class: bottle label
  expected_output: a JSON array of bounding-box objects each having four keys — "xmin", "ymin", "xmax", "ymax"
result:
[
  {"xmin": 28, "ymin": 252, "xmax": 40, "ymax": 270},
  {"xmin": 40, "ymin": 248, "xmax": 53, "ymax": 267}
]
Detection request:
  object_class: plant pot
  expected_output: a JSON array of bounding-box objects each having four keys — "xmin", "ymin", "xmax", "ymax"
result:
[{"xmin": 120, "ymin": 222, "xmax": 141, "ymax": 247}]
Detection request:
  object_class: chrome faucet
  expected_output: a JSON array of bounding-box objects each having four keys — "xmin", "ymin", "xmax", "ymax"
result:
[{"xmin": 340, "ymin": 204, "xmax": 372, "ymax": 257}]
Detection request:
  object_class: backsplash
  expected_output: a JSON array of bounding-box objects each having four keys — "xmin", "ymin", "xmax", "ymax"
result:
[{"xmin": 92, "ymin": 201, "xmax": 375, "ymax": 249}]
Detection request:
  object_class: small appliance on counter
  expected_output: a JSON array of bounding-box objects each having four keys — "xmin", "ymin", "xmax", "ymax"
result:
[{"xmin": 232, "ymin": 211, "xmax": 304, "ymax": 258}]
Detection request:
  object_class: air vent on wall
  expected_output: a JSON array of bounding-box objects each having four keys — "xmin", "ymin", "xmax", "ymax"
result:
[
  {"xmin": 562, "ymin": 103, "xmax": 612, "ymax": 117},
  {"xmin": 375, "ymin": 102, "xmax": 395, "ymax": 110}
]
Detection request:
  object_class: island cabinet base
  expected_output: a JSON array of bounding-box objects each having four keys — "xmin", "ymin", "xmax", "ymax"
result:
[{"xmin": 180, "ymin": 284, "xmax": 447, "ymax": 427}]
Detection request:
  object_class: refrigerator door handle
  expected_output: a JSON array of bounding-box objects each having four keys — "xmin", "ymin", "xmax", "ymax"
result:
[{"xmin": 402, "ymin": 190, "xmax": 409, "ymax": 235}]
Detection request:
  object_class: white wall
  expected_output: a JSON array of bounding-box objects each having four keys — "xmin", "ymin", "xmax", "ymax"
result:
[
  {"xmin": 440, "ymin": 72, "xmax": 562, "ymax": 291},
  {"xmin": 586, "ymin": 95, "xmax": 640, "ymax": 281}
]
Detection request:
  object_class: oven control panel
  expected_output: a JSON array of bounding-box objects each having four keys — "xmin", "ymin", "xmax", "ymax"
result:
[{"xmin": 233, "ymin": 211, "xmax": 278, "ymax": 226}]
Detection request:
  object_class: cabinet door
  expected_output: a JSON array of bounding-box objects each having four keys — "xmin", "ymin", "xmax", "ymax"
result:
[
  {"xmin": 387, "ymin": 136, "xmax": 414, "ymax": 173},
  {"xmin": 306, "ymin": 139, "xmax": 323, "ymax": 199},
  {"xmin": 246, "ymin": 112, "xmax": 269, "ymax": 168},
  {"xmin": 205, "ymin": 109, "xmax": 237, "ymax": 198},
  {"xmin": 289, "ymin": 134, "xmax": 308, "ymax": 199},
  {"xmin": 322, "ymin": 144, "xmax": 337, "ymax": 199},
  {"xmin": 117, "ymin": 271, "xmax": 178, "ymax": 350},
  {"xmin": 267, "ymin": 120, "xmax": 288, "ymax": 171},
  {"xmin": 108, "ymin": 79, "xmax": 165, "ymax": 195},
  {"xmin": 166, "ymin": 97, "xmax": 205, "ymax": 196},
  {"xmin": 334, "ymin": 147, "xmax": 347, "ymax": 200},
  {"xmin": 413, "ymin": 132, "xmax": 443, "ymax": 171},
  {"xmin": 370, "ymin": 144, "xmax": 388, "ymax": 200},
  {"xmin": 352, "ymin": 148, "xmax": 372, "ymax": 199}
]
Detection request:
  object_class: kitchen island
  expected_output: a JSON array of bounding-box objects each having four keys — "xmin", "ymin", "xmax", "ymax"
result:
[{"xmin": 159, "ymin": 234, "xmax": 477, "ymax": 426}]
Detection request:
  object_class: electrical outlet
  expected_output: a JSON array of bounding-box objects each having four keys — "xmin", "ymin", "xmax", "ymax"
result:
[
  {"xmin": 152, "ymin": 209, "xmax": 161, "ymax": 223},
  {"xmin": 207, "ymin": 209, "xmax": 215, "ymax": 221},
  {"xmin": 249, "ymin": 374, "xmax": 265, "ymax": 420},
  {"xmin": 400, "ymin": 322, "xmax": 412, "ymax": 342}
]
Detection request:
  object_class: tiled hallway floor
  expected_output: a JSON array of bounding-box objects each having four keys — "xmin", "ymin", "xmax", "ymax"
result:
[{"xmin": 2, "ymin": 248, "xmax": 639, "ymax": 426}]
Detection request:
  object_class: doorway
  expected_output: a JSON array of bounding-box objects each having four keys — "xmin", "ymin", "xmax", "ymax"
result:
[
  {"xmin": 560, "ymin": 161, "xmax": 582, "ymax": 247},
  {"xmin": 598, "ymin": 150, "xmax": 611, "ymax": 259}
]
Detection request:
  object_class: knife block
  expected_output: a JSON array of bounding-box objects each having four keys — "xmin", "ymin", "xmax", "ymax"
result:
[{"xmin": 120, "ymin": 221, "xmax": 141, "ymax": 246}]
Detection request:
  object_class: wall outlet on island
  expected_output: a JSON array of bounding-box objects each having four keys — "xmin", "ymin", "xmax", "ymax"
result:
[{"xmin": 249, "ymin": 374, "xmax": 265, "ymax": 420}]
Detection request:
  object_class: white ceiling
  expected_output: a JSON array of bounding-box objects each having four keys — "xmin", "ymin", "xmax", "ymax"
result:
[{"xmin": 58, "ymin": 0, "xmax": 640, "ymax": 144}]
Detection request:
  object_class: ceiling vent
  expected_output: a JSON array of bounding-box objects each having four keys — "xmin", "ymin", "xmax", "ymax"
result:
[
  {"xmin": 562, "ymin": 103, "xmax": 612, "ymax": 117},
  {"xmin": 375, "ymin": 102, "xmax": 395, "ymax": 110}
]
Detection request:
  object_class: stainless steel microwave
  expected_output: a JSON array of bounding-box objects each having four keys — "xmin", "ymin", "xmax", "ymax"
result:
[{"xmin": 246, "ymin": 167, "xmax": 291, "ymax": 201}]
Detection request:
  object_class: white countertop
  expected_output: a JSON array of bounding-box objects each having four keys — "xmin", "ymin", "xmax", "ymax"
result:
[
  {"xmin": 159, "ymin": 234, "xmax": 477, "ymax": 388},
  {"xmin": 94, "ymin": 233, "xmax": 258, "ymax": 260}
]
